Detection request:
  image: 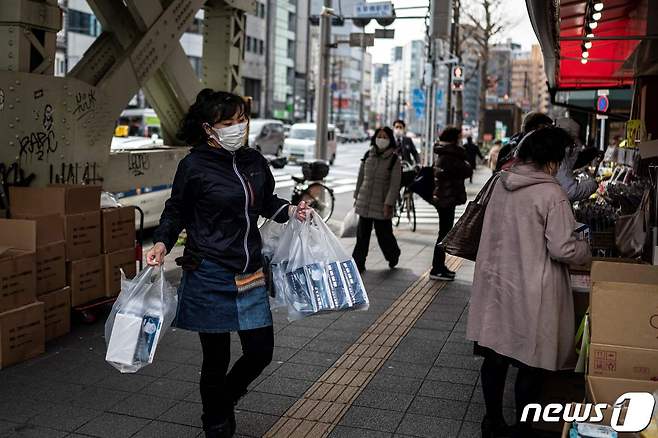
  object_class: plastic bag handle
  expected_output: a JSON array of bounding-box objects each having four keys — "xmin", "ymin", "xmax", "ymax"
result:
[{"xmin": 158, "ymin": 265, "xmax": 166, "ymax": 318}]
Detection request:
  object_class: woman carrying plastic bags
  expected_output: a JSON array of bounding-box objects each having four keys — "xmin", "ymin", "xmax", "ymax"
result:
[{"xmin": 145, "ymin": 89, "xmax": 309, "ymax": 438}]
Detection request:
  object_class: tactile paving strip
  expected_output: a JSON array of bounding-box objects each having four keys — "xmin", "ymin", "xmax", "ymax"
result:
[{"xmin": 263, "ymin": 256, "xmax": 464, "ymax": 438}]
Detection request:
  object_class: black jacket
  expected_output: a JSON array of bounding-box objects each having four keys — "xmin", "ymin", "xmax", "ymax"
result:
[
  {"xmin": 395, "ymin": 136, "xmax": 420, "ymax": 165},
  {"xmin": 464, "ymin": 140, "xmax": 484, "ymax": 167},
  {"xmin": 432, "ymin": 142, "xmax": 473, "ymax": 208},
  {"xmin": 153, "ymin": 144, "xmax": 290, "ymax": 273}
]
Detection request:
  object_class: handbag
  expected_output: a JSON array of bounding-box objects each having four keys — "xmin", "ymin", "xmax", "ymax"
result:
[
  {"xmin": 409, "ymin": 166, "xmax": 435, "ymax": 204},
  {"xmin": 615, "ymin": 189, "xmax": 650, "ymax": 258},
  {"xmin": 439, "ymin": 173, "xmax": 500, "ymax": 261}
]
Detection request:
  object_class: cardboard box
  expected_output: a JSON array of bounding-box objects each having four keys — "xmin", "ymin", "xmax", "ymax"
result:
[
  {"xmin": 41, "ymin": 286, "xmax": 70, "ymax": 341},
  {"xmin": 103, "ymin": 248, "xmax": 136, "ymax": 298},
  {"xmin": 67, "ymin": 256, "xmax": 104, "ymax": 307},
  {"xmin": 64, "ymin": 211, "xmax": 101, "ymax": 261},
  {"xmin": 9, "ymin": 185, "xmax": 101, "ymax": 216},
  {"xmin": 588, "ymin": 343, "xmax": 658, "ymax": 381},
  {"xmin": 10, "ymin": 214, "xmax": 64, "ymax": 246},
  {"xmin": 101, "ymin": 207, "xmax": 135, "ymax": 254},
  {"xmin": 590, "ymin": 262, "xmax": 658, "ymax": 350},
  {"xmin": 0, "ymin": 302, "xmax": 45, "ymax": 369},
  {"xmin": 586, "ymin": 376, "xmax": 658, "ymax": 438},
  {"xmin": 0, "ymin": 220, "xmax": 38, "ymax": 312},
  {"xmin": 36, "ymin": 241, "xmax": 66, "ymax": 295}
]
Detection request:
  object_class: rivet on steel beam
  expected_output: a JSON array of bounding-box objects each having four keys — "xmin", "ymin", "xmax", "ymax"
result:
[
  {"xmin": 9, "ymin": 124, "xmax": 14, "ymax": 128},
  {"xmin": 9, "ymin": 86, "xmax": 14, "ymax": 91}
]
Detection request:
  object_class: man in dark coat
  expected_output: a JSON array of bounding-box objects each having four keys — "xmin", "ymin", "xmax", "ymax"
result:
[
  {"xmin": 431, "ymin": 126, "xmax": 473, "ymax": 280},
  {"xmin": 393, "ymin": 119, "xmax": 420, "ymax": 165},
  {"xmin": 463, "ymin": 136, "xmax": 484, "ymax": 183}
]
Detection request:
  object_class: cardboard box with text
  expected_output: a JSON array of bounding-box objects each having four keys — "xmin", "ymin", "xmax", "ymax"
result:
[
  {"xmin": 11, "ymin": 214, "xmax": 64, "ymax": 246},
  {"xmin": 101, "ymin": 207, "xmax": 135, "ymax": 254},
  {"xmin": 589, "ymin": 343, "xmax": 658, "ymax": 381},
  {"xmin": 0, "ymin": 302, "xmax": 45, "ymax": 369},
  {"xmin": 36, "ymin": 241, "xmax": 66, "ymax": 295},
  {"xmin": 41, "ymin": 286, "xmax": 70, "ymax": 341},
  {"xmin": 103, "ymin": 248, "xmax": 136, "ymax": 298},
  {"xmin": 9, "ymin": 185, "xmax": 101, "ymax": 216},
  {"xmin": 590, "ymin": 261, "xmax": 658, "ymax": 350},
  {"xmin": 64, "ymin": 211, "xmax": 101, "ymax": 261},
  {"xmin": 67, "ymin": 256, "xmax": 104, "ymax": 307},
  {"xmin": 0, "ymin": 219, "xmax": 37, "ymax": 313}
]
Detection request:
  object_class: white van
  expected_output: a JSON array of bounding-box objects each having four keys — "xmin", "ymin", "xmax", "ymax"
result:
[{"xmin": 283, "ymin": 123, "xmax": 337, "ymax": 164}]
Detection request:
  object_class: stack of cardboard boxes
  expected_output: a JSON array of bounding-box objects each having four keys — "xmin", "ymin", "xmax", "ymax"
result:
[
  {"xmin": 0, "ymin": 184, "xmax": 137, "ymax": 369},
  {"xmin": 583, "ymin": 261, "xmax": 658, "ymax": 436}
]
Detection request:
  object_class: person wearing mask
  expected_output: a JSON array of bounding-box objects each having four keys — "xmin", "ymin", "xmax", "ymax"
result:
[
  {"xmin": 353, "ymin": 127, "xmax": 402, "ymax": 272},
  {"xmin": 393, "ymin": 119, "xmax": 420, "ymax": 165},
  {"xmin": 146, "ymin": 89, "xmax": 309, "ymax": 438},
  {"xmin": 495, "ymin": 112, "xmax": 554, "ymax": 172},
  {"xmin": 464, "ymin": 136, "xmax": 484, "ymax": 183},
  {"xmin": 467, "ymin": 126, "xmax": 591, "ymax": 438},
  {"xmin": 430, "ymin": 126, "xmax": 472, "ymax": 280},
  {"xmin": 555, "ymin": 117, "xmax": 599, "ymax": 202}
]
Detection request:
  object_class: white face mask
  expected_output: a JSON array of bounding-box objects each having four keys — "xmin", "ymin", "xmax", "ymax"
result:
[
  {"xmin": 394, "ymin": 128, "xmax": 404, "ymax": 138},
  {"xmin": 375, "ymin": 138, "xmax": 390, "ymax": 150},
  {"xmin": 209, "ymin": 122, "xmax": 247, "ymax": 151}
]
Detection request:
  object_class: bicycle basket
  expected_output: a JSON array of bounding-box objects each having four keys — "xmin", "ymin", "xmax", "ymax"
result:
[{"xmin": 302, "ymin": 161, "xmax": 330, "ymax": 180}]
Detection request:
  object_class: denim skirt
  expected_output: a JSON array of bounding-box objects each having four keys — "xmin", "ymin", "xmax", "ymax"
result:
[{"xmin": 173, "ymin": 259, "xmax": 272, "ymax": 333}]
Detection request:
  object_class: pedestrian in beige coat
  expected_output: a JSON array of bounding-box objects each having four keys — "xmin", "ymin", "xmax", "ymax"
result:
[
  {"xmin": 466, "ymin": 127, "xmax": 591, "ymax": 438},
  {"xmin": 352, "ymin": 127, "xmax": 402, "ymax": 272}
]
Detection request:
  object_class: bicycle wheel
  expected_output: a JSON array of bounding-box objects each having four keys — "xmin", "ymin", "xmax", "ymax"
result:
[
  {"xmin": 406, "ymin": 192, "xmax": 416, "ymax": 232},
  {"xmin": 301, "ymin": 183, "xmax": 335, "ymax": 222}
]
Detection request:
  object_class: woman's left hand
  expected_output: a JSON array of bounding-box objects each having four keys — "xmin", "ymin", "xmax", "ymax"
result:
[{"xmin": 295, "ymin": 200, "xmax": 311, "ymax": 221}]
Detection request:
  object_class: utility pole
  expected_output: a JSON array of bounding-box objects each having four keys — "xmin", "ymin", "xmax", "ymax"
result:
[
  {"xmin": 330, "ymin": 58, "xmax": 336, "ymax": 124},
  {"xmin": 337, "ymin": 59, "xmax": 343, "ymax": 128},
  {"xmin": 384, "ymin": 78, "xmax": 390, "ymax": 126},
  {"xmin": 453, "ymin": 0, "xmax": 463, "ymax": 128},
  {"xmin": 396, "ymin": 90, "xmax": 402, "ymax": 120},
  {"xmin": 314, "ymin": 0, "xmax": 332, "ymax": 162}
]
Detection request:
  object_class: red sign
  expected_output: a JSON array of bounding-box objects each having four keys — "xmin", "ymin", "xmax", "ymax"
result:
[{"xmin": 597, "ymin": 95, "xmax": 609, "ymax": 112}]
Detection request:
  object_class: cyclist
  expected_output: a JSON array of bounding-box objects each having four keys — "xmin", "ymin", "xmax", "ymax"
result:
[{"xmin": 393, "ymin": 119, "xmax": 420, "ymax": 166}]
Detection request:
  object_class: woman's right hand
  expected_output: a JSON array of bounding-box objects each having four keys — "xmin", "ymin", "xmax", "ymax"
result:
[{"xmin": 146, "ymin": 242, "xmax": 167, "ymax": 266}]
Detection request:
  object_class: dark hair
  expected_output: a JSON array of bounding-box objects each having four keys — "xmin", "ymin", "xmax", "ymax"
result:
[
  {"xmin": 466, "ymin": 136, "xmax": 473, "ymax": 143},
  {"xmin": 517, "ymin": 126, "xmax": 573, "ymax": 166},
  {"xmin": 439, "ymin": 125, "xmax": 461, "ymax": 143},
  {"xmin": 371, "ymin": 127, "xmax": 396, "ymax": 149},
  {"xmin": 178, "ymin": 89, "xmax": 247, "ymax": 145},
  {"xmin": 521, "ymin": 112, "xmax": 553, "ymax": 133},
  {"xmin": 393, "ymin": 119, "xmax": 406, "ymax": 128}
]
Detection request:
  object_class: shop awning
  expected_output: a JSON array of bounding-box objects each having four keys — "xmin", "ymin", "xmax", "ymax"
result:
[{"xmin": 526, "ymin": 0, "xmax": 649, "ymax": 90}]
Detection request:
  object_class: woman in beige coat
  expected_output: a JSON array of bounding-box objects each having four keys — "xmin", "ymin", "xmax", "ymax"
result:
[
  {"xmin": 466, "ymin": 127, "xmax": 591, "ymax": 438},
  {"xmin": 352, "ymin": 127, "xmax": 402, "ymax": 272}
]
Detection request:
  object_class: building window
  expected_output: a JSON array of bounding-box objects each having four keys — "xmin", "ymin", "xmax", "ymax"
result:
[
  {"xmin": 68, "ymin": 9, "xmax": 102, "ymax": 36},
  {"xmin": 288, "ymin": 12, "xmax": 296, "ymax": 32},
  {"xmin": 259, "ymin": 3, "xmax": 266, "ymax": 18},
  {"xmin": 287, "ymin": 39, "xmax": 295, "ymax": 59},
  {"xmin": 246, "ymin": 36, "xmax": 252, "ymax": 52},
  {"xmin": 259, "ymin": 40, "xmax": 264, "ymax": 55},
  {"xmin": 287, "ymin": 67, "xmax": 295, "ymax": 87}
]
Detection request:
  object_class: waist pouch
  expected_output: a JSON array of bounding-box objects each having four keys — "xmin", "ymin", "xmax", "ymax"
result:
[{"xmin": 235, "ymin": 269, "xmax": 266, "ymax": 294}]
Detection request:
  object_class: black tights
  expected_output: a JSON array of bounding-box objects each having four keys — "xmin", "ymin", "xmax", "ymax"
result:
[
  {"xmin": 198, "ymin": 325, "xmax": 274, "ymax": 429},
  {"xmin": 479, "ymin": 347, "xmax": 544, "ymax": 431}
]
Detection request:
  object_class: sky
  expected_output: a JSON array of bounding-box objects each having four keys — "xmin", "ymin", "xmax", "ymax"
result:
[{"xmin": 364, "ymin": 0, "xmax": 539, "ymax": 64}]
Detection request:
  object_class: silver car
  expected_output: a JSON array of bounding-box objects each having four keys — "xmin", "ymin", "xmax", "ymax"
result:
[{"xmin": 248, "ymin": 119, "xmax": 285, "ymax": 156}]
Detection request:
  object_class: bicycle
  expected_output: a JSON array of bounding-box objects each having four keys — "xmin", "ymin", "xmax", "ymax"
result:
[
  {"xmin": 393, "ymin": 162, "xmax": 417, "ymax": 232},
  {"xmin": 290, "ymin": 175, "xmax": 335, "ymax": 223}
]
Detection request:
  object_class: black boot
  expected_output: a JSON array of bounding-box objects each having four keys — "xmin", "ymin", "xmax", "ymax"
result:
[
  {"xmin": 481, "ymin": 416, "xmax": 512, "ymax": 438},
  {"xmin": 204, "ymin": 418, "xmax": 233, "ymax": 438}
]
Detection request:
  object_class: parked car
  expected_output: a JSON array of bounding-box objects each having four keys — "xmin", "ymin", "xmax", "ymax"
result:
[
  {"xmin": 283, "ymin": 123, "xmax": 337, "ymax": 165},
  {"xmin": 248, "ymin": 119, "xmax": 285, "ymax": 155}
]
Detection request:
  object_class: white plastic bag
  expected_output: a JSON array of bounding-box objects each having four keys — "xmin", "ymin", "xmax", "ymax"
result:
[
  {"xmin": 105, "ymin": 266, "xmax": 177, "ymax": 373},
  {"xmin": 339, "ymin": 208, "xmax": 359, "ymax": 238},
  {"xmin": 271, "ymin": 215, "xmax": 368, "ymax": 321}
]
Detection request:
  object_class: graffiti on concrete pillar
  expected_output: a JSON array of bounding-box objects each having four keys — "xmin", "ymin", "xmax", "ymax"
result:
[
  {"xmin": 18, "ymin": 103, "xmax": 59, "ymax": 162},
  {"xmin": 50, "ymin": 161, "xmax": 103, "ymax": 185}
]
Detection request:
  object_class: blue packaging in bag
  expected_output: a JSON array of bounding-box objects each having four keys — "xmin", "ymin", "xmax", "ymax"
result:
[
  {"xmin": 326, "ymin": 262, "xmax": 353, "ymax": 309},
  {"xmin": 286, "ymin": 266, "xmax": 316, "ymax": 313},
  {"xmin": 305, "ymin": 263, "xmax": 334, "ymax": 311},
  {"xmin": 339, "ymin": 259, "xmax": 367, "ymax": 306},
  {"xmin": 134, "ymin": 314, "xmax": 162, "ymax": 364}
]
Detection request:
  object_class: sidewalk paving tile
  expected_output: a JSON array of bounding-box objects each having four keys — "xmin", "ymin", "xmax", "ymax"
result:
[
  {"xmin": 273, "ymin": 362, "xmax": 327, "ymax": 381},
  {"xmin": 352, "ymin": 388, "xmax": 414, "ymax": 412},
  {"xmin": 131, "ymin": 420, "xmax": 201, "ymax": 438},
  {"xmin": 407, "ymin": 395, "xmax": 468, "ymax": 420},
  {"xmin": 108, "ymin": 394, "xmax": 178, "ymax": 420},
  {"xmin": 28, "ymin": 402, "xmax": 99, "ymax": 432},
  {"xmin": 425, "ymin": 367, "xmax": 480, "ymax": 385},
  {"xmin": 234, "ymin": 411, "xmax": 279, "ymax": 437},
  {"xmin": 378, "ymin": 361, "xmax": 431, "ymax": 379},
  {"xmin": 329, "ymin": 425, "xmax": 393, "ymax": 438},
  {"xmin": 158, "ymin": 401, "xmax": 203, "ymax": 428},
  {"xmin": 237, "ymin": 391, "xmax": 297, "ymax": 416},
  {"xmin": 1, "ymin": 423, "xmax": 68, "ymax": 438},
  {"xmin": 141, "ymin": 377, "xmax": 196, "ymax": 400},
  {"xmin": 365, "ymin": 373, "xmax": 423, "ymax": 395},
  {"xmin": 75, "ymin": 412, "xmax": 150, "ymax": 438},
  {"xmin": 418, "ymin": 380, "xmax": 475, "ymax": 402},
  {"xmin": 339, "ymin": 406, "xmax": 404, "ymax": 433},
  {"xmin": 255, "ymin": 375, "xmax": 315, "ymax": 398},
  {"xmin": 395, "ymin": 413, "xmax": 462, "ymax": 438}
]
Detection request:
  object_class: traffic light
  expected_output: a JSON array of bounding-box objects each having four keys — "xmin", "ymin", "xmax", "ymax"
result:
[{"xmin": 451, "ymin": 65, "xmax": 464, "ymax": 91}]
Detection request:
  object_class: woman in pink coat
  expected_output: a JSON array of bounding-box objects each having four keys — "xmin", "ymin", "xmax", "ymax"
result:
[{"xmin": 466, "ymin": 127, "xmax": 591, "ymax": 438}]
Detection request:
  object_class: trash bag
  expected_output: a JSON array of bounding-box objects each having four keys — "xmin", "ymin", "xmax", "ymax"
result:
[
  {"xmin": 339, "ymin": 208, "xmax": 358, "ymax": 238},
  {"xmin": 270, "ymin": 215, "xmax": 368, "ymax": 321},
  {"xmin": 105, "ymin": 266, "xmax": 177, "ymax": 373}
]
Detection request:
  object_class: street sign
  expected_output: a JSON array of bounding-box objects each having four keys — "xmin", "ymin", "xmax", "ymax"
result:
[
  {"xmin": 354, "ymin": 2, "xmax": 393, "ymax": 18},
  {"xmin": 597, "ymin": 95, "xmax": 609, "ymax": 112},
  {"xmin": 436, "ymin": 89, "xmax": 444, "ymax": 107},
  {"xmin": 412, "ymin": 88, "xmax": 425, "ymax": 119},
  {"xmin": 374, "ymin": 28, "xmax": 395, "ymax": 39},
  {"xmin": 349, "ymin": 33, "xmax": 375, "ymax": 47}
]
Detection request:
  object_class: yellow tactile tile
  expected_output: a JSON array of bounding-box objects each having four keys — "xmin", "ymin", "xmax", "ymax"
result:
[{"xmin": 263, "ymin": 258, "xmax": 463, "ymax": 437}]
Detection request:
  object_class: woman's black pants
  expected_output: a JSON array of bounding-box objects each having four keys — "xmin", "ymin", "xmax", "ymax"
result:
[
  {"xmin": 352, "ymin": 216, "xmax": 401, "ymax": 269},
  {"xmin": 431, "ymin": 205, "xmax": 456, "ymax": 271},
  {"xmin": 479, "ymin": 346, "xmax": 545, "ymax": 434},
  {"xmin": 198, "ymin": 325, "xmax": 274, "ymax": 429}
]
